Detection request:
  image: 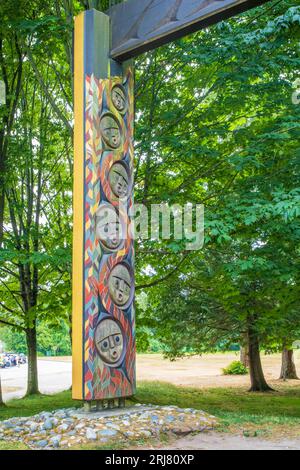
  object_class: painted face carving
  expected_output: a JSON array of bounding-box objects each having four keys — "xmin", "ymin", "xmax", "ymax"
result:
[
  {"xmin": 95, "ymin": 319, "xmax": 124, "ymax": 365},
  {"xmin": 109, "ymin": 162, "xmax": 130, "ymax": 199},
  {"xmin": 96, "ymin": 205, "xmax": 122, "ymax": 250},
  {"xmin": 111, "ymin": 85, "xmax": 126, "ymax": 113},
  {"xmin": 108, "ymin": 263, "xmax": 132, "ymax": 307},
  {"xmin": 100, "ymin": 114, "xmax": 121, "ymax": 148}
]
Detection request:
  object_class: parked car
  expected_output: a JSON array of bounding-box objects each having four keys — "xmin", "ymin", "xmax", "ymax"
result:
[
  {"xmin": 9, "ymin": 354, "xmax": 17, "ymax": 366},
  {"xmin": 0, "ymin": 354, "xmax": 5, "ymax": 368},
  {"xmin": 2, "ymin": 355, "xmax": 12, "ymax": 367},
  {"xmin": 0, "ymin": 352, "xmax": 27, "ymax": 367},
  {"xmin": 19, "ymin": 353, "xmax": 27, "ymax": 364}
]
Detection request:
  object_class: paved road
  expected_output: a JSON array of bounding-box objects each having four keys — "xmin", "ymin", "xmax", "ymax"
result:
[
  {"xmin": 1, "ymin": 360, "xmax": 72, "ymax": 400},
  {"xmin": 158, "ymin": 433, "xmax": 300, "ymax": 450}
]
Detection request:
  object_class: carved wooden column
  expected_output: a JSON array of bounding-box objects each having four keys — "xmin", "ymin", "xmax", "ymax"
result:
[{"xmin": 72, "ymin": 9, "xmax": 135, "ymax": 405}]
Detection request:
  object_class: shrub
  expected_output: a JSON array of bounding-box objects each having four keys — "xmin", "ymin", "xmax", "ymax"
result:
[{"xmin": 222, "ymin": 361, "xmax": 248, "ymax": 375}]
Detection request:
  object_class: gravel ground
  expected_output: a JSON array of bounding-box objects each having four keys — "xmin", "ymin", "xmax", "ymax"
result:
[{"xmin": 0, "ymin": 405, "xmax": 217, "ymax": 450}]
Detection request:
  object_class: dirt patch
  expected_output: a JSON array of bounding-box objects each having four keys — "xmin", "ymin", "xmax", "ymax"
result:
[
  {"xmin": 155, "ymin": 431, "xmax": 300, "ymax": 450},
  {"xmin": 137, "ymin": 353, "xmax": 300, "ymax": 389},
  {"xmin": 130, "ymin": 430, "xmax": 300, "ymax": 450},
  {"xmin": 43, "ymin": 352, "xmax": 300, "ymax": 388},
  {"xmin": 39, "ymin": 356, "xmax": 71, "ymax": 362},
  {"xmin": 2, "ymin": 386, "xmax": 22, "ymax": 394},
  {"xmin": 223, "ymin": 421, "xmax": 300, "ymax": 441}
]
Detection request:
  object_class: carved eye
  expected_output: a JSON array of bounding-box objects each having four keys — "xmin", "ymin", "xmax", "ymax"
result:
[
  {"xmin": 101, "ymin": 340, "xmax": 109, "ymax": 351},
  {"xmin": 115, "ymin": 335, "xmax": 120, "ymax": 344}
]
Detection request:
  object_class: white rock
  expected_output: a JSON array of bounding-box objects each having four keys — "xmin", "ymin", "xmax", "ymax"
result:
[
  {"xmin": 75, "ymin": 422, "xmax": 86, "ymax": 430},
  {"xmin": 86, "ymin": 428, "xmax": 97, "ymax": 440},
  {"xmin": 57, "ymin": 423, "xmax": 69, "ymax": 432}
]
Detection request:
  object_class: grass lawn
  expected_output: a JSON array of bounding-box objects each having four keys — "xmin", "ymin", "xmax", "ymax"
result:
[
  {"xmin": 0, "ymin": 391, "xmax": 81, "ymax": 421},
  {"xmin": 0, "ymin": 440, "xmax": 28, "ymax": 450},
  {"xmin": 1, "ymin": 381, "xmax": 300, "ymax": 449},
  {"xmin": 135, "ymin": 382, "xmax": 300, "ymax": 439}
]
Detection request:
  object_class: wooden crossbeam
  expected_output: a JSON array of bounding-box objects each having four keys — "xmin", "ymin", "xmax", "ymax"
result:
[{"xmin": 107, "ymin": 0, "xmax": 270, "ymax": 62}]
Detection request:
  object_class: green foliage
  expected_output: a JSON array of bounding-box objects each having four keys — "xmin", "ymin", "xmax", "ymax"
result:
[
  {"xmin": 135, "ymin": 0, "xmax": 300, "ymax": 362},
  {"xmin": 0, "ymin": 1, "xmax": 74, "ymax": 368},
  {"xmin": 222, "ymin": 361, "xmax": 249, "ymax": 376},
  {"xmin": 0, "ymin": 322, "xmax": 71, "ymax": 356},
  {"xmin": 0, "ymin": 327, "xmax": 26, "ymax": 354}
]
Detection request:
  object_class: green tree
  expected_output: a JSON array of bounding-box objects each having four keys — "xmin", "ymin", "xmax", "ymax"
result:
[
  {"xmin": 0, "ymin": 3, "xmax": 72, "ymax": 393},
  {"xmin": 135, "ymin": 0, "xmax": 300, "ymax": 391},
  {"xmin": 0, "ymin": 326, "xmax": 26, "ymax": 353}
]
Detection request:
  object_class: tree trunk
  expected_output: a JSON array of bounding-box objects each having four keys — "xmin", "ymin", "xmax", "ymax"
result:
[
  {"xmin": 68, "ymin": 309, "xmax": 72, "ymax": 348},
  {"xmin": 0, "ymin": 189, "xmax": 5, "ymax": 247},
  {"xmin": 26, "ymin": 326, "xmax": 39, "ymax": 395},
  {"xmin": 247, "ymin": 319, "xmax": 273, "ymax": 392},
  {"xmin": 0, "ymin": 374, "xmax": 5, "ymax": 406},
  {"xmin": 240, "ymin": 343, "xmax": 249, "ymax": 368},
  {"xmin": 279, "ymin": 348, "xmax": 298, "ymax": 380}
]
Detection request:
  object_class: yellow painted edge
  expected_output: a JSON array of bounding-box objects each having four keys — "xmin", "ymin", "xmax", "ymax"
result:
[{"xmin": 72, "ymin": 12, "xmax": 85, "ymax": 400}]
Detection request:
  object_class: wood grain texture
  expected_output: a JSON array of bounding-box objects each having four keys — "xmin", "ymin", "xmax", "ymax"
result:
[
  {"xmin": 72, "ymin": 12, "xmax": 84, "ymax": 400},
  {"xmin": 107, "ymin": 0, "xmax": 270, "ymax": 61}
]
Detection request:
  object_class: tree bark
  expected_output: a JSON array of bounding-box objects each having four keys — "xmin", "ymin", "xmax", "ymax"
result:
[
  {"xmin": 0, "ymin": 184, "xmax": 5, "ymax": 248},
  {"xmin": 240, "ymin": 342, "xmax": 249, "ymax": 368},
  {"xmin": 247, "ymin": 318, "xmax": 273, "ymax": 392},
  {"xmin": 279, "ymin": 348, "xmax": 298, "ymax": 380},
  {"xmin": 0, "ymin": 374, "xmax": 5, "ymax": 406},
  {"xmin": 26, "ymin": 326, "xmax": 39, "ymax": 395}
]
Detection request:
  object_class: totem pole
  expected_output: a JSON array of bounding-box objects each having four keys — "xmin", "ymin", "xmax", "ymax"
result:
[{"xmin": 72, "ymin": 10, "xmax": 135, "ymax": 408}]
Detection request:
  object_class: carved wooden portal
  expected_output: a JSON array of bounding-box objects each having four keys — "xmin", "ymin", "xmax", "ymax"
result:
[{"xmin": 72, "ymin": 1, "xmax": 270, "ymax": 402}]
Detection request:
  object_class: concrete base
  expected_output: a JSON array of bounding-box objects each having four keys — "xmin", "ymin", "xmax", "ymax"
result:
[{"xmin": 73, "ymin": 405, "xmax": 154, "ymax": 420}]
